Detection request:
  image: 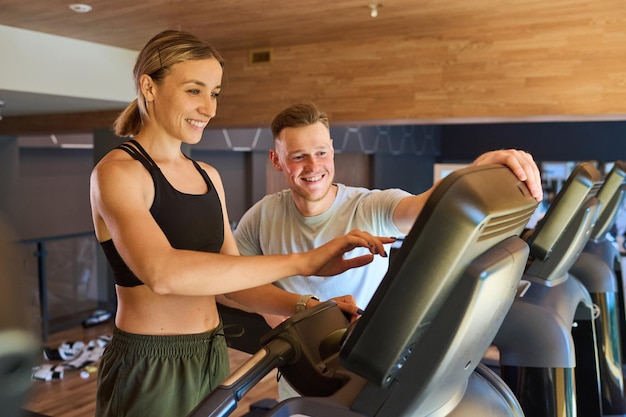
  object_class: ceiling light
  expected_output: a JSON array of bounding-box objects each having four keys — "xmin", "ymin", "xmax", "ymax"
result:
[
  {"xmin": 69, "ymin": 4, "xmax": 93, "ymax": 13},
  {"xmin": 369, "ymin": 3, "xmax": 382, "ymax": 18}
]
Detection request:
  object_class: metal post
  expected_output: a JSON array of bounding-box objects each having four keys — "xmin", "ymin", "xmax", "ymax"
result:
[{"xmin": 36, "ymin": 241, "xmax": 49, "ymax": 342}]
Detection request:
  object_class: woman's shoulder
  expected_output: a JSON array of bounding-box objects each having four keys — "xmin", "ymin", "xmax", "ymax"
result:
[
  {"xmin": 194, "ymin": 160, "xmax": 223, "ymax": 185},
  {"xmin": 92, "ymin": 147, "xmax": 147, "ymax": 185},
  {"xmin": 195, "ymin": 159, "xmax": 219, "ymax": 176}
]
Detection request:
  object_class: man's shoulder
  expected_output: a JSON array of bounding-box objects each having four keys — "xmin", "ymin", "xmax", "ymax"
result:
[
  {"xmin": 242, "ymin": 190, "xmax": 293, "ymax": 218},
  {"xmin": 338, "ymin": 184, "xmax": 409, "ymax": 200},
  {"xmin": 257, "ymin": 189, "xmax": 293, "ymax": 206},
  {"xmin": 336, "ymin": 183, "xmax": 372, "ymax": 196}
]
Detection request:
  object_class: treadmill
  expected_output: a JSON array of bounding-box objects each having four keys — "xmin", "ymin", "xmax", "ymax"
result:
[
  {"xmin": 189, "ymin": 163, "xmax": 538, "ymax": 417},
  {"xmin": 492, "ymin": 161, "xmax": 604, "ymax": 417},
  {"xmin": 569, "ymin": 160, "xmax": 626, "ymax": 416}
]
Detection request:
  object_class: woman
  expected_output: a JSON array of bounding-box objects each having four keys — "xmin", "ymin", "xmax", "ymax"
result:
[{"xmin": 90, "ymin": 30, "xmax": 392, "ymax": 416}]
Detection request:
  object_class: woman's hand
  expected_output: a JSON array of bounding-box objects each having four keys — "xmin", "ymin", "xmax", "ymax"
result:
[{"xmin": 301, "ymin": 229, "xmax": 396, "ymax": 277}]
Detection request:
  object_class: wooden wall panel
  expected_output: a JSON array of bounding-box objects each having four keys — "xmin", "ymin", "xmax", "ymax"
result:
[
  {"xmin": 0, "ymin": 110, "xmax": 121, "ymax": 135},
  {"xmin": 212, "ymin": 0, "xmax": 626, "ymax": 128}
]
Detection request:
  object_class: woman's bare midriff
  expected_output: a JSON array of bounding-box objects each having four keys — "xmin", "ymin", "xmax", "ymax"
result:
[{"xmin": 114, "ymin": 285, "xmax": 221, "ymax": 335}]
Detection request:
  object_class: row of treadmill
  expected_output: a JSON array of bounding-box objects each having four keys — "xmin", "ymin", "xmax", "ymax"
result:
[{"xmin": 190, "ymin": 160, "xmax": 626, "ymax": 417}]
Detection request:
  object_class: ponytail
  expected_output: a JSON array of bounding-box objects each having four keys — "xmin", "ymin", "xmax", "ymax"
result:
[{"xmin": 113, "ymin": 99, "xmax": 143, "ymax": 137}]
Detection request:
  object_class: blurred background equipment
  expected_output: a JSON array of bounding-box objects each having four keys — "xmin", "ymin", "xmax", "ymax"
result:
[{"xmin": 0, "ymin": 214, "xmax": 40, "ymax": 417}]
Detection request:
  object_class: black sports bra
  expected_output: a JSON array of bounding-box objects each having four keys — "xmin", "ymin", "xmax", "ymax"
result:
[{"xmin": 100, "ymin": 140, "xmax": 225, "ymax": 287}]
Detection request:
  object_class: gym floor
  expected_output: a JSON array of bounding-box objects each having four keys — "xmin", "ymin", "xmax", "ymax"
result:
[{"xmin": 22, "ymin": 321, "xmax": 279, "ymax": 417}]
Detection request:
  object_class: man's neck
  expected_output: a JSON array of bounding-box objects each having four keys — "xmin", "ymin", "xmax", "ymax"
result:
[{"xmin": 293, "ymin": 184, "xmax": 338, "ymax": 217}]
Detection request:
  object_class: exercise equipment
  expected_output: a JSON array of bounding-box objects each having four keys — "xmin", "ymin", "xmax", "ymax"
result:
[
  {"xmin": 189, "ymin": 164, "xmax": 538, "ymax": 417},
  {"xmin": 569, "ymin": 160, "xmax": 626, "ymax": 416},
  {"xmin": 0, "ymin": 217, "xmax": 40, "ymax": 417},
  {"xmin": 492, "ymin": 161, "xmax": 604, "ymax": 417}
]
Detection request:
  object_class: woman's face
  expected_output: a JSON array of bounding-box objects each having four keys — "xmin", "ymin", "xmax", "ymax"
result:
[{"xmin": 144, "ymin": 58, "xmax": 223, "ymax": 144}]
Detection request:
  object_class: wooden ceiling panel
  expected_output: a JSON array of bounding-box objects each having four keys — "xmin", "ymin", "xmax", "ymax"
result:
[
  {"xmin": 1, "ymin": 0, "xmax": 626, "ymax": 133},
  {"xmin": 2, "ymin": 0, "xmax": 621, "ymax": 53},
  {"xmin": 2, "ymin": 0, "xmax": 623, "ymax": 52},
  {"xmin": 0, "ymin": 0, "xmax": 417, "ymax": 51}
]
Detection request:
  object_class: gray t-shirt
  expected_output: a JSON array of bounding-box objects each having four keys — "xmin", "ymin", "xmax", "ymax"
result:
[{"xmin": 234, "ymin": 184, "xmax": 409, "ymax": 308}]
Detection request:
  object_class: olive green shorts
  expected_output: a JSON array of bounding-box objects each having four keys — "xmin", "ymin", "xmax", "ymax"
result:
[{"xmin": 95, "ymin": 325, "xmax": 230, "ymax": 417}]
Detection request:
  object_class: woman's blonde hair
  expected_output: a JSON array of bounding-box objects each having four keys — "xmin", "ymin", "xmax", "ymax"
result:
[{"xmin": 114, "ymin": 30, "xmax": 224, "ymax": 137}]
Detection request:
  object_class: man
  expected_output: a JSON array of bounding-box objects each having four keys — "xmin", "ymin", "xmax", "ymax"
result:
[{"xmin": 234, "ymin": 102, "xmax": 543, "ymax": 398}]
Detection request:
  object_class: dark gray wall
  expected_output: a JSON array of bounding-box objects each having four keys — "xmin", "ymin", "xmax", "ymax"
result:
[
  {"xmin": 440, "ymin": 120, "xmax": 626, "ymax": 163},
  {"xmin": 373, "ymin": 153, "xmax": 435, "ymax": 194},
  {"xmin": 0, "ymin": 136, "xmax": 19, "ymax": 225},
  {"xmin": 17, "ymin": 148, "xmax": 93, "ymax": 240},
  {"xmin": 369, "ymin": 125, "xmax": 441, "ymax": 193}
]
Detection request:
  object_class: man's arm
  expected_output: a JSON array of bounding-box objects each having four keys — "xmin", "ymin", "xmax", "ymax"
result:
[
  {"xmin": 471, "ymin": 149, "xmax": 543, "ymax": 200},
  {"xmin": 219, "ymin": 285, "xmax": 361, "ymax": 327},
  {"xmin": 230, "ymin": 206, "xmax": 362, "ymax": 324},
  {"xmin": 392, "ymin": 149, "xmax": 543, "ymax": 235}
]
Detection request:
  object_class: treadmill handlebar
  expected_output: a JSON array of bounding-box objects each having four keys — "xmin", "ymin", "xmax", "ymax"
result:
[{"xmin": 187, "ymin": 337, "xmax": 295, "ymax": 417}]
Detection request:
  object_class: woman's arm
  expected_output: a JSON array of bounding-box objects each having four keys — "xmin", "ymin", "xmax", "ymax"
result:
[{"xmin": 91, "ymin": 157, "xmax": 393, "ymax": 296}]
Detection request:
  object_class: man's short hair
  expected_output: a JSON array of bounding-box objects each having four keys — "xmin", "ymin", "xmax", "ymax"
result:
[{"xmin": 271, "ymin": 102, "xmax": 330, "ymax": 138}]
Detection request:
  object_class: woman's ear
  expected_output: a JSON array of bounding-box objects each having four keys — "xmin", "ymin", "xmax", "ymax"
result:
[{"xmin": 139, "ymin": 74, "xmax": 156, "ymax": 102}]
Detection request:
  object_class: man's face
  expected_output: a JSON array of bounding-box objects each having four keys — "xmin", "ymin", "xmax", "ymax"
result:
[{"xmin": 270, "ymin": 122, "xmax": 335, "ymax": 203}]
